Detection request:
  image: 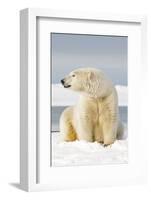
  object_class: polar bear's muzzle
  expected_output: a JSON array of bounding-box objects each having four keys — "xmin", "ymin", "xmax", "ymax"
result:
[
  {"xmin": 61, "ymin": 79, "xmax": 71, "ymax": 88},
  {"xmin": 64, "ymin": 85, "xmax": 71, "ymax": 88}
]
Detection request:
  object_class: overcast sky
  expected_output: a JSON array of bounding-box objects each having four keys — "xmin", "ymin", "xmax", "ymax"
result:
[{"xmin": 51, "ymin": 33, "xmax": 127, "ymax": 86}]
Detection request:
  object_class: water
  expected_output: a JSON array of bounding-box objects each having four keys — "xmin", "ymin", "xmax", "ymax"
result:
[{"xmin": 51, "ymin": 106, "xmax": 127, "ymax": 132}]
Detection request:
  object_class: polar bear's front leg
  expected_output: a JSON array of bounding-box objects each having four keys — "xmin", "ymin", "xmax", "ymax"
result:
[
  {"xmin": 102, "ymin": 121, "xmax": 118, "ymax": 146},
  {"xmin": 102, "ymin": 89, "xmax": 119, "ymax": 146},
  {"xmin": 76, "ymin": 117, "xmax": 94, "ymax": 142},
  {"xmin": 60, "ymin": 106, "xmax": 77, "ymax": 142}
]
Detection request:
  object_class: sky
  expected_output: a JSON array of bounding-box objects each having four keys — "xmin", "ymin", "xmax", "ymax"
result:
[{"xmin": 51, "ymin": 33, "xmax": 128, "ymax": 86}]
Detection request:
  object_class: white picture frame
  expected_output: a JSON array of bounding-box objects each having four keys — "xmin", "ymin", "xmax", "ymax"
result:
[{"xmin": 20, "ymin": 8, "xmax": 147, "ymax": 191}]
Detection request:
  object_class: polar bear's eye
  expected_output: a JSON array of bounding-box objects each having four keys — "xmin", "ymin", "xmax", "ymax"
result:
[{"xmin": 72, "ymin": 74, "xmax": 75, "ymax": 77}]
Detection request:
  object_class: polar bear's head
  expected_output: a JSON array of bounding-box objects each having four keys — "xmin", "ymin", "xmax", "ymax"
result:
[{"xmin": 61, "ymin": 67, "xmax": 114, "ymax": 98}]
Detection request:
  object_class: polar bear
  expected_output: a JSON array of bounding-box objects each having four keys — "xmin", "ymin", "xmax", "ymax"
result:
[{"xmin": 60, "ymin": 67, "xmax": 123, "ymax": 146}]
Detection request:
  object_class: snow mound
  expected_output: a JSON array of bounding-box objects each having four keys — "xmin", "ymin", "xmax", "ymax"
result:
[
  {"xmin": 52, "ymin": 84, "xmax": 127, "ymax": 106},
  {"xmin": 115, "ymin": 85, "xmax": 128, "ymax": 106},
  {"xmin": 52, "ymin": 84, "xmax": 78, "ymax": 106},
  {"xmin": 52, "ymin": 126, "xmax": 128, "ymax": 167}
]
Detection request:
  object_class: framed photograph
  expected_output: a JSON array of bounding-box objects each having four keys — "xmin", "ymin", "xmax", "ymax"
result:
[{"xmin": 20, "ymin": 8, "xmax": 147, "ymax": 191}]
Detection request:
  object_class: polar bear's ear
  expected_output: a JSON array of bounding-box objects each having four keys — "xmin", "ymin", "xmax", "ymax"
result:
[{"xmin": 88, "ymin": 71, "xmax": 95, "ymax": 81}]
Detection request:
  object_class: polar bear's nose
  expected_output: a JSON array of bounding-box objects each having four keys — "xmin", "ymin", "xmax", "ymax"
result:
[{"xmin": 61, "ymin": 79, "xmax": 65, "ymax": 85}]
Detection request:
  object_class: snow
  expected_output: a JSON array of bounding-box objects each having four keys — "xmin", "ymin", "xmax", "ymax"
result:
[
  {"xmin": 52, "ymin": 124, "xmax": 128, "ymax": 167},
  {"xmin": 52, "ymin": 84, "xmax": 79, "ymax": 106},
  {"xmin": 52, "ymin": 84, "xmax": 128, "ymax": 106},
  {"xmin": 116, "ymin": 85, "xmax": 128, "ymax": 106}
]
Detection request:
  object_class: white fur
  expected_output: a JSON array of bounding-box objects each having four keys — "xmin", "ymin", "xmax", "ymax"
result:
[{"xmin": 60, "ymin": 67, "xmax": 123, "ymax": 145}]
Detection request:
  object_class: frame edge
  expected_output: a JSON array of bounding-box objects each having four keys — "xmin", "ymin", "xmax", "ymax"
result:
[{"xmin": 20, "ymin": 8, "xmax": 29, "ymax": 191}]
